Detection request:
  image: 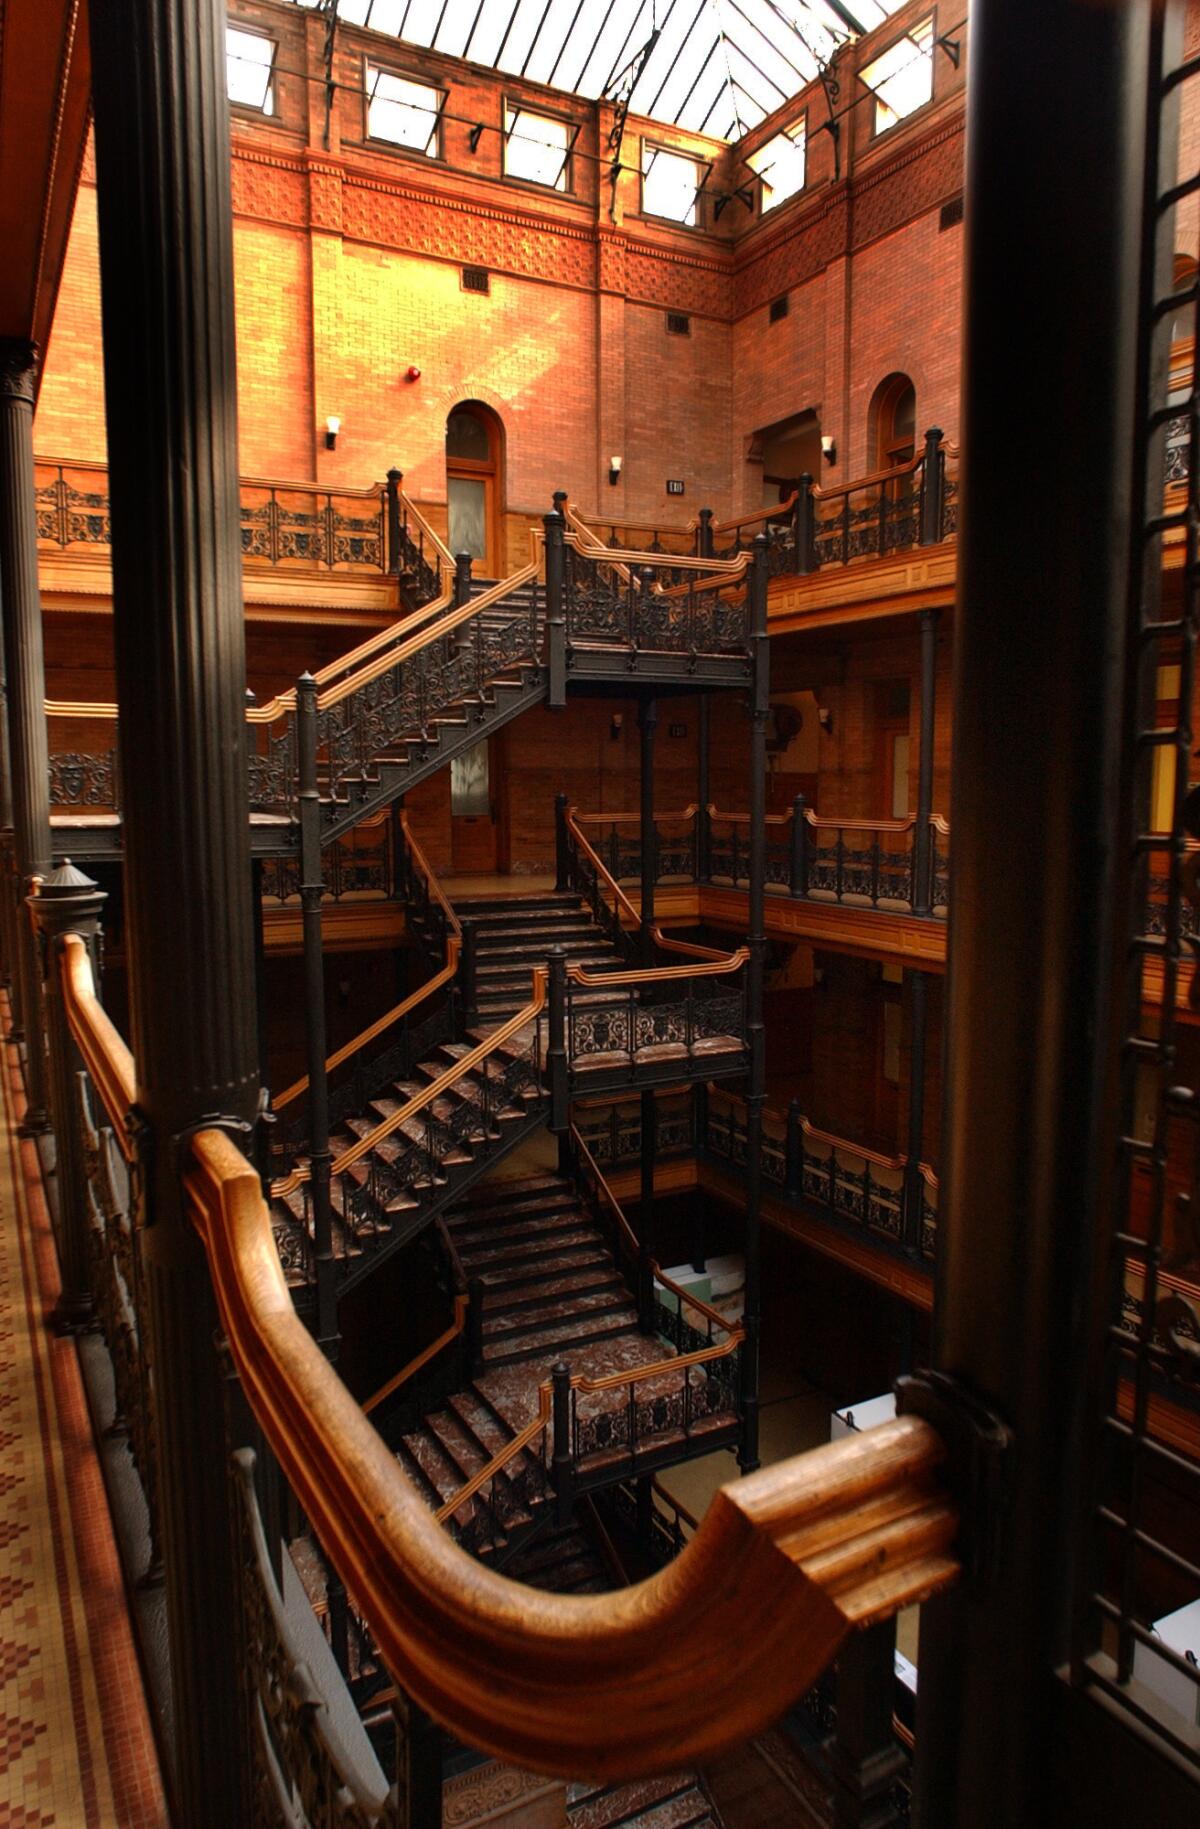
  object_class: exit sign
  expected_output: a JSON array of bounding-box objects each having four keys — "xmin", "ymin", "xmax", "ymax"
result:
[{"xmin": 666, "ymin": 479, "xmax": 685, "ymax": 495}]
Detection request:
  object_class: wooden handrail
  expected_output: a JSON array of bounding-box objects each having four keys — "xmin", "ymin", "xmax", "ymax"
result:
[
  {"xmin": 711, "ymin": 492, "xmax": 798, "ymax": 538},
  {"xmin": 571, "ymin": 805, "xmax": 699, "ymax": 826},
  {"xmin": 271, "ymin": 971, "xmax": 548, "ymax": 1198},
  {"xmin": 573, "ymin": 1331, "xmax": 743, "ymax": 1397},
  {"xmin": 563, "ymin": 522, "xmax": 748, "ymax": 577},
  {"xmin": 651, "ymin": 1477, "xmax": 700, "ymax": 1533},
  {"xmin": 435, "ymin": 1386, "xmax": 553, "ymax": 1525},
  {"xmin": 35, "ymin": 454, "xmax": 388, "ymax": 504},
  {"xmin": 189, "ymin": 1122, "xmax": 958, "ymax": 1775},
  {"xmin": 566, "ymin": 948, "xmax": 748, "ymax": 989},
  {"xmin": 706, "ymin": 803, "xmax": 788, "ymax": 828},
  {"xmin": 273, "ymin": 812, "xmax": 461, "ymax": 1111},
  {"xmin": 812, "ymin": 448, "xmax": 926, "ymax": 504},
  {"xmin": 399, "ymin": 486, "xmax": 455, "ymax": 572},
  {"xmin": 565, "ymin": 808, "xmax": 738, "ymax": 967},
  {"xmin": 708, "ymin": 1085, "xmax": 936, "ymax": 1184},
  {"xmin": 59, "ymin": 935, "xmax": 137, "ymax": 1161},
  {"xmin": 363, "ymin": 1294, "xmax": 468, "ymax": 1418}
]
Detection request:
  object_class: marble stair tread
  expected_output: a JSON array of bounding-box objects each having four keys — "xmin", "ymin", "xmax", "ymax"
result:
[
  {"xmin": 421, "ymin": 1413, "xmax": 537, "ymax": 1531},
  {"xmin": 482, "ymin": 1288, "xmax": 634, "ymax": 1341},
  {"xmin": 449, "ymin": 1199, "xmax": 592, "ymax": 1243},
  {"xmin": 452, "ymin": 1173, "xmax": 569, "ymax": 1207},
  {"xmin": 456, "ymin": 1227, "xmax": 602, "ymax": 1269},
  {"xmin": 480, "ymin": 1303, "xmax": 640, "ymax": 1365},
  {"xmin": 566, "ymin": 1776, "xmax": 712, "ymax": 1829},
  {"xmin": 397, "ymin": 1429, "xmax": 507, "ymax": 1541},
  {"xmin": 480, "ymin": 1263, "xmax": 622, "ymax": 1307},
  {"xmin": 476, "ymin": 1333, "xmax": 693, "ymax": 1434}
]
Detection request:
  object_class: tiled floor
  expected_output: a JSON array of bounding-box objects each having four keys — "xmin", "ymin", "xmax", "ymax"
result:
[{"xmin": 0, "ymin": 1010, "xmax": 169, "ymax": 1828}]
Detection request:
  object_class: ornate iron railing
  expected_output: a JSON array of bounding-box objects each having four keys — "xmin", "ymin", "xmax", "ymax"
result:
[
  {"xmin": 701, "ymin": 1086, "xmax": 938, "ymax": 1264},
  {"xmin": 35, "ymin": 457, "xmax": 392, "ymax": 573},
  {"xmin": 562, "ymin": 536, "xmax": 753, "ymax": 656},
  {"xmin": 261, "ymin": 817, "xmax": 393, "ymax": 905},
  {"xmin": 573, "ymin": 1090, "xmax": 696, "ymax": 1165}
]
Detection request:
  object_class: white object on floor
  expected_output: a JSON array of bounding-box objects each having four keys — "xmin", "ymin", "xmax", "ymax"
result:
[
  {"xmin": 1132, "ymin": 1599, "xmax": 1200, "ymax": 1728},
  {"xmin": 831, "ymin": 1391, "xmax": 897, "ymax": 1441}
]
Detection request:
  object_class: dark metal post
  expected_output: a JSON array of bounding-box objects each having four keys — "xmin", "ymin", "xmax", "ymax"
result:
[
  {"xmin": 697, "ymin": 693, "xmax": 711, "ymax": 881},
  {"xmin": 790, "ymin": 793, "xmax": 809, "ymax": 898},
  {"xmin": 459, "ymin": 918, "xmax": 478, "ymax": 1026},
  {"xmin": 920, "ymin": 427, "xmax": 946, "ymax": 546},
  {"xmin": 908, "ymin": 4, "xmax": 1155, "ymax": 1822},
  {"xmin": 467, "ymin": 1278, "xmax": 485, "ymax": 1378},
  {"xmin": 554, "ymin": 791, "xmax": 571, "ymax": 891},
  {"xmin": 551, "ymin": 1360, "xmax": 574, "ymax": 1525},
  {"xmin": 901, "ymin": 969, "xmax": 929, "ymax": 1256},
  {"xmin": 29, "ymin": 864, "xmax": 107, "ymax": 1330},
  {"xmin": 697, "ymin": 506, "xmax": 714, "ymax": 558},
  {"xmin": 386, "ymin": 467, "xmax": 402, "ymax": 575},
  {"xmin": 297, "ymin": 674, "xmax": 338, "ymax": 1357},
  {"xmin": 912, "ymin": 609, "xmax": 938, "ymax": 916},
  {"xmin": 795, "ymin": 472, "xmax": 816, "ymax": 573},
  {"xmin": 547, "ymin": 947, "xmax": 568, "ymax": 1128},
  {"xmin": 640, "ymin": 697, "xmax": 658, "ymax": 964},
  {"xmin": 544, "ymin": 508, "xmax": 567, "ymax": 708},
  {"xmin": 828, "ymin": 1617, "xmax": 906, "ymax": 1828},
  {"xmin": 639, "ymin": 1089, "xmax": 657, "ymax": 1334},
  {"xmin": 740, "ymin": 535, "xmax": 770, "ymax": 1474},
  {"xmin": 785, "ymin": 1097, "xmax": 802, "ymax": 1197},
  {"xmin": 0, "ymin": 341, "xmax": 53, "ymax": 1131},
  {"xmin": 87, "ymin": 1, "xmax": 269, "ymax": 1814},
  {"xmin": 454, "ymin": 550, "xmax": 472, "ymax": 606}
]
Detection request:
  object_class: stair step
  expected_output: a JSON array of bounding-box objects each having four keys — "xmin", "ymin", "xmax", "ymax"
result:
[
  {"xmin": 483, "ymin": 1286, "xmax": 631, "ymax": 1339},
  {"xmin": 566, "ymin": 1777, "xmax": 714, "ymax": 1829},
  {"xmin": 480, "ymin": 1260, "xmax": 620, "ymax": 1305},
  {"xmin": 482, "ymin": 1305, "xmax": 640, "ymax": 1366},
  {"xmin": 448, "ymin": 1193, "xmax": 587, "ymax": 1238},
  {"xmin": 456, "ymin": 1227, "xmax": 602, "ymax": 1273},
  {"xmin": 451, "ymin": 1174, "xmax": 571, "ymax": 1210}
]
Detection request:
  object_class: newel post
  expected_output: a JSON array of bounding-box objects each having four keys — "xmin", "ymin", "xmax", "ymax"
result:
[
  {"xmin": 551, "ymin": 1361, "xmax": 574, "ymax": 1526},
  {"xmin": 30, "ymin": 863, "xmax": 108, "ymax": 1331},
  {"xmin": 697, "ymin": 506, "xmax": 714, "ymax": 558},
  {"xmin": 920, "ymin": 428, "xmax": 946, "ymax": 546},
  {"xmin": 547, "ymin": 947, "xmax": 569, "ymax": 1128},
  {"xmin": 386, "ymin": 468, "xmax": 402, "ymax": 575},
  {"xmin": 554, "ymin": 791, "xmax": 571, "ymax": 892},
  {"xmin": 544, "ymin": 507, "xmax": 567, "ymax": 708},
  {"xmin": 790, "ymin": 793, "xmax": 810, "ymax": 898},
  {"xmin": 454, "ymin": 550, "xmax": 472, "ymax": 607},
  {"xmin": 795, "ymin": 472, "xmax": 817, "ymax": 573}
]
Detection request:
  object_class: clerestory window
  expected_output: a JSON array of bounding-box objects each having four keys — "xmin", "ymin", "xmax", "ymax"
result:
[
  {"xmin": 641, "ymin": 144, "xmax": 702, "ymax": 227},
  {"xmin": 226, "ymin": 25, "xmax": 276, "ymax": 116},
  {"xmin": 503, "ymin": 102, "xmax": 572, "ymax": 191},
  {"xmin": 365, "ymin": 63, "xmax": 442, "ymax": 158},
  {"xmin": 861, "ymin": 15, "xmax": 935, "ymax": 137},
  {"xmin": 746, "ymin": 119, "xmax": 807, "ymax": 214}
]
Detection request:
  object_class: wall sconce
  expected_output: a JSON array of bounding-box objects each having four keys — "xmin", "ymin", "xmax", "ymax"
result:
[
  {"xmin": 820, "ymin": 435, "xmax": 836, "ymax": 465},
  {"xmin": 325, "ymin": 415, "xmax": 341, "ymax": 451},
  {"xmin": 609, "ymin": 455, "xmax": 623, "ymax": 487},
  {"xmin": 610, "ymin": 711, "xmax": 624, "ymax": 741},
  {"xmin": 817, "ymin": 705, "xmax": 834, "ymax": 735},
  {"xmin": 405, "ymin": 365, "xmax": 422, "ymax": 383}
]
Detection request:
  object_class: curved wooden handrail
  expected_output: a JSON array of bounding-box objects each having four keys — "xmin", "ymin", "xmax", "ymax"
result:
[
  {"xmin": 271, "ymin": 971, "xmax": 548, "ymax": 1198},
  {"xmin": 434, "ymin": 1387, "xmax": 553, "ymax": 1525},
  {"xmin": 59, "ymin": 935, "xmax": 137, "ymax": 1161},
  {"xmin": 273, "ymin": 813, "xmax": 462, "ymax": 1111},
  {"xmin": 398, "ymin": 486, "xmax": 455, "ymax": 573},
  {"xmin": 566, "ymin": 948, "xmax": 748, "ymax": 989},
  {"xmin": 799, "ymin": 1114, "xmax": 907, "ymax": 1178},
  {"xmin": 812, "ymin": 447, "xmax": 926, "ymax": 504},
  {"xmin": 711, "ymin": 492, "xmax": 798, "ymax": 538},
  {"xmin": 563, "ymin": 521, "xmax": 748, "ymax": 577},
  {"xmin": 706, "ymin": 803, "xmax": 788, "ymax": 828},
  {"xmin": 189, "ymin": 1121, "xmax": 958, "ymax": 1776},
  {"xmin": 363, "ymin": 1294, "xmax": 468, "ymax": 1418},
  {"xmin": 571, "ymin": 805, "xmax": 698, "ymax": 826},
  {"xmin": 565, "ymin": 808, "xmax": 738, "ymax": 967}
]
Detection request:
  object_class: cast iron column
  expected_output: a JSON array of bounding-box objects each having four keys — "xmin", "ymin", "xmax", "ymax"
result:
[
  {"xmin": 901, "ymin": 968, "xmax": 929, "ymax": 1257},
  {"xmin": 639, "ymin": 1089, "xmax": 657, "ymax": 1334},
  {"xmin": 909, "ymin": 3, "xmax": 1154, "ymax": 1823},
  {"xmin": 297, "ymin": 673, "xmax": 338, "ymax": 1356},
  {"xmin": 739, "ymin": 534, "xmax": 770, "ymax": 1473},
  {"xmin": 912, "ymin": 608, "xmax": 938, "ymax": 916},
  {"xmin": 88, "ymin": 2, "xmax": 264, "ymax": 1819},
  {"xmin": 0, "ymin": 341, "xmax": 53, "ymax": 1130},
  {"xmin": 29, "ymin": 862, "xmax": 107, "ymax": 1330},
  {"xmin": 697, "ymin": 692, "xmax": 711, "ymax": 880},
  {"xmin": 640, "ymin": 696, "xmax": 657, "ymax": 963}
]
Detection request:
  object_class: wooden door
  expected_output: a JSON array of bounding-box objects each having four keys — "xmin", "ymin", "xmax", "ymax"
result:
[
  {"xmin": 450, "ymin": 736, "xmax": 498, "ymax": 874},
  {"xmin": 446, "ymin": 403, "xmax": 501, "ymax": 578}
]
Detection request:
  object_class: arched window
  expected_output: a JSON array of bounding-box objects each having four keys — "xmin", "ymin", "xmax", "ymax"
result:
[
  {"xmin": 872, "ymin": 373, "xmax": 917, "ymax": 470},
  {"xmin": 446, "ymin": 402, "xmax": 503, "ymax": 577}
]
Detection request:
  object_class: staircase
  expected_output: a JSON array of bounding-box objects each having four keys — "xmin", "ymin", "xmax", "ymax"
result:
[
  {"xmin": 456, "ymin": 889, "xmax": 627, "ymax": 1021},
  {"xmin": 566, "ymin": 1775, "xmax": 722, "ymax": 1828},
  {"xmin": 270, "ymin": 1028, "xmax": 547, "ymax": 1293}
]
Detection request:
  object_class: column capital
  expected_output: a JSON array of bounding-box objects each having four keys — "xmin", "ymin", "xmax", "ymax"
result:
[
  {"xmin": 28, "ymin": 859, "xmax": 107, "ymax": 939},
  {"xmin": 0, "ymin": 341, "xmax": 39, "ymax": 403}
]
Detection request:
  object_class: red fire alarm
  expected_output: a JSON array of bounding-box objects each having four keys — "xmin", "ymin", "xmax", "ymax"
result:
[{"xmin": 405, "ymin": 365, "xmax": 422, "ymax": 382}]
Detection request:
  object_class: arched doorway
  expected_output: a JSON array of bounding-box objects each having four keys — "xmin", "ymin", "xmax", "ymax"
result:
[
  {"xmin": 446, "ymin": 401, "xmax": 503, "ymax": 579},
  {"xmin": 871, "ymin": 372, "xmax": 917, "ymax": 470}
]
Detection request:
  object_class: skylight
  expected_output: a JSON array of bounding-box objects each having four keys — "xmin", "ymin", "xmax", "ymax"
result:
[
  {"xmin": 281, "ymin": 0, "xmax": 916, "ymax": 142},
  {"xmin": 861, "ymin": 16, "xmax": 935, "ymax": 135},
  {"xmin": 747, "ymin": 120, "xmax": 807, "ymax": 213},
  {"xmin": 226, "ymin": 25, "xmax": 275, "ymax": 115}
]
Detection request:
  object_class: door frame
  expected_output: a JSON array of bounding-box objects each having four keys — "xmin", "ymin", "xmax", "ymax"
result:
[{"xmin": 446, "ymin": 402, "xmax": 503, "ymax": 577}]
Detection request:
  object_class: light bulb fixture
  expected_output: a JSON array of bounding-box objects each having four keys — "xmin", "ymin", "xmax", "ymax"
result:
[
  {"xmin": 820, "ymin": 435, "xmax": 836, "ymax": 465},
  {"xmin": 325, "ymin": 415, "xmax": 341, "ymax": 450},
  {"xmin": 609, "ymin": 454, "xmax": 623, "ymax": 486}
]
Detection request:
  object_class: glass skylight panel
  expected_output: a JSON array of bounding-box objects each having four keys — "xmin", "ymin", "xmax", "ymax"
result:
[
  {"xmin": 366, "ymin": 66, "xmax": 441, "ymax": 154},
  {"xmin": 226, "ymin": 27, "xmax": 275, "ymax": 114},
  {"xmin": 861, "ymin": 16, "xmax": 935, "ymax": 134},
  {"xmin": 642, "ymin": 144, "xmax": 701, "ymax": 225},
  {"xmin": 504, "ymin": 104, "xmax": 570, "ymax": 188},
  {"xmin": 747, "ymin": 120, "xmax": 806, "ymax": 212}
]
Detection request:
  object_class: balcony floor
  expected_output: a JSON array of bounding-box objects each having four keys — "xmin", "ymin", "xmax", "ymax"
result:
[{"xmin": 0, "ymin": 1003, "xmax": 169, "ymax": 1827}]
